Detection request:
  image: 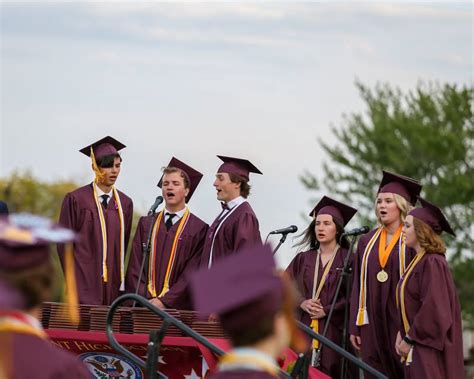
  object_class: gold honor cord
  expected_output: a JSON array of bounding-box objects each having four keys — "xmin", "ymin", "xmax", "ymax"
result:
[
  {"xmin": 148, "ymin": 209, "xmax": 190, "ymax": 298},
  {"xmin": 396, "ymin": 250, "xmax": 425, "ymax": 366},
  {"xmin": 310, "ymin": 245, "xmax": 339, "ymax": 349},
  {"xmin": 92, "ymin": 182, "xmax": 126, "ymax": 290},
  {"xmin": 147, "ymin": 210, "xmax": 164, "ymax": 297},
  {"xmin": 0, "ymin": 316, "xmax": 48, "ymax": 340},
  {"xmin": 158, "ymin": 209, "xmax": 190, "ymax": 297},
  {"xmin": 398, "ymin": 233, "xmax": 407, "ymax": 276},
  {"xmin": 219, "ymin": 353, "xmax": 279, "ymax": 377},
  {"xmin": 357, "ymin": 226, "xmax": 406, "ymax": 326},
  {"xmin": 356, "ymin": 227, "xmax": 382, "ymax": 326}
]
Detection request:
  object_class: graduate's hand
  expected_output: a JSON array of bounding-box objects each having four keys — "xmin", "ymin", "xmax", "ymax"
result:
[
  {"xmin": 350, "ymin": 334, "xmax": 361, "ymax": 351},
  {"xmin": 314, "ymin": 299, "xmax": 324, "ymax": 312},
  {"xmin": 208, "ymin": 313, "xmax": 219, "ymax": 322},
  {"xmin": 300, "ymin": 299, "xmax": 319, "ymax": 316},
  {"xmin": 150, "ymin": 298, "xmax": 165, "ymax": 310},
  {"xmin": 398, "ymin": 340, "xmax": 412, "ymax": 356},
  {"xmin": 395, "ymin": 331, "xmax": 402, "ymax": 356},
  {"xmin": 311, "ymin": 308, "xmax": 326, "ymax": 320}
]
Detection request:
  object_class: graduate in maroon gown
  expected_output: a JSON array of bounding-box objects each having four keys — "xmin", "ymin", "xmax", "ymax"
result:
[
  {"xmin": 200, "ymin": 155, "xmax": 263, "ymax": 269},
  {"xmin": 0, "ymin": 214, "xmax": 90, "ymax": 379},
  {"xmin": 286, "ymin": 196, "xmax": 357, "ymax": 377},
  {"xmin": 349, "ymin": 171, "xmax": 422, "ymax": 378},
  {"xmin": 190, "ymin": 244, "xmax": 304, "ymax": 379},
  {"xmin": 57, "ymin": 136, "xmax": 134, "ymax": 305},
  {"xmin": 125, "ymin": 157, "xmax": 208, "ymax": 310},
  {"xmin": 395, "ymin": 198, "xmax": 463, "ymax": 378}
]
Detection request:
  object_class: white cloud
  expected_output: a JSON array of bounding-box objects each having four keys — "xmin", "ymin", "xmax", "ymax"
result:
[
  {"xmin": 366, "ymin": 2, "xmax": 472, "ymax": 21},
  {"xmin": 85, "ymin": 1, "xmax": 292, "ymax": 21},
  {"xmin": 342, "ymin": 34, "xmax": 376, "ymax": 59}
]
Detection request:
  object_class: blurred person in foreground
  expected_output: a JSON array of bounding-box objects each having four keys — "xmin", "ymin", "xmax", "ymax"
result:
[{"xmin": 0, "ymin": 213, "xmax": 89, "ymax": 378}]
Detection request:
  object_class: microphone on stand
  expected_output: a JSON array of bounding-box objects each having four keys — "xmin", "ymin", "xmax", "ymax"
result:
[
  {"xmin": 147, "ymin": 196, "xmax": 164, "ymax": 216},
  {"xmin": 342, "ymin": 226, "xmax": 370, "ymax": 236},
  {"xmin": 268, "ymin": 225, "xmax": 298, "ymax": 255},
  {"xmin": 269, "ymin": 225, "xmax": 298, "ymax": 235}
]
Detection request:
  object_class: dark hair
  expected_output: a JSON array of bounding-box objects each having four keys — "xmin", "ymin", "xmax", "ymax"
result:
[
  {"xmin": 225, "ymin": 309, "xmax": 275, "ymax": 347},
  {"xmin": 96, "ymin": 153, "xmax": 122, "ymax": 168},
  {"xmin": 162, "ymin": 167, "xmax": 190, "ymax": 189},
  {"xmin": 293, "ymin": 216, "xmax": 350, "ymax": 251},
  {"xmin": 229, "ymin": 173, "xmax": 251, "ymax": 198},
  {"xmin": 226, "ymin": 272, "xmax": 305, "ymax": 352},
  {"xmin": 0, "ymin": 259, "xmax": 57, "ymax": 309}
]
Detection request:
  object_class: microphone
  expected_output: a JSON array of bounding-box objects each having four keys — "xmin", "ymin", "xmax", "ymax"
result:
[
  {"xmin": 269, "ymin": 225, "xmax": 298, "ymax": 235},
  {"xmin": 147, "ymin": 196, "xmax": 164, "ymax": 216},
  {"xmin": 342, "ymin": 226, "xmax": 370, "ymax": 236}
]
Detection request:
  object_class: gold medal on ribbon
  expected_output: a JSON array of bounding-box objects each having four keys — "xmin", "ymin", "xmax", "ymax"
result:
[
  {"xmin": 377, "ymin": 269, "xmax": 389, "ymax": 282},
  {"xmin": 376, "ymin": 226, "xmax": 402, "ymax": 284}
]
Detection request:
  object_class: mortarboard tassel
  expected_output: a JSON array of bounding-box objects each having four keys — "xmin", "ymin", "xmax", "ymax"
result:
[
  {"xmin": 64, "ymin": 242, "xmax": 79, "ymax": 325},
  {"xmin": 90, "ymin": 147, "xmax": 105, "ymax": 183}
]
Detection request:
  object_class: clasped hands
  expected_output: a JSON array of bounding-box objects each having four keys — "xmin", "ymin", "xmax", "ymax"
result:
[{"xmin": 300, "ymin": 298, "xmax": 326, "ymax": 319}]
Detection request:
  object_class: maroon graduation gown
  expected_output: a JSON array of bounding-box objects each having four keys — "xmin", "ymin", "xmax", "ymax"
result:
[
  {"xmin": 125, "ymin": 212, "xmax": 208, "ymax": 310},
  {"xmin": 57, "ymin": 183, "xmax": 133, "ymax": 305},
  {"xmin": 1, "ymin": 333, "xmax": 90, "ymax": 378},
  {"xmin": 286, "ymin": 248, "xmax": 353, "ymax": 378},
  {"xmin": 349, "ymin": 228, "xmax": 416, "ymax": 379},
  {"xmin": 398, "ymin": 253, "xmax": 464, "ymax": 379},
  {"xmin": 159, "ymin": 201, "xmax": 261, "ymax": 311},
  {"xmin": 199, "ymin": 201, "xmax": 262, "ymax": 267}
]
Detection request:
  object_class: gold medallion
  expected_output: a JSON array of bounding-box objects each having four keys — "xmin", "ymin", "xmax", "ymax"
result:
[{"xmin": 377, "ymin": 269, "xmax": 389, "ymax": 283}]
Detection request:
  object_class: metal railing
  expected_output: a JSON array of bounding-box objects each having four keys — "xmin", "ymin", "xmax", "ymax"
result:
[
  {"xmin": 106, "ymin": 293, "xmax": 387, "ymax": 379},
  {"xmin": 105, "ymin": 294, "xmax": 294, "ymax": 378},
  {"xmin": 295, "ymin": 321, "xmax": 388, "ymax": 379}
]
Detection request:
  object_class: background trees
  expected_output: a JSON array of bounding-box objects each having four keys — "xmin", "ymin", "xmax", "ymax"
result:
[{"xmin": 301, "ymin": 81, "xmax": 474, "ymax": 325}]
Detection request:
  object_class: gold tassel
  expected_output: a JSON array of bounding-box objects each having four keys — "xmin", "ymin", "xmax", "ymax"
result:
[
  {"xmin": 311, "ymin": 319, "xmax": 319, "ymax": 349},
  {"xmin": 64, "ymin": 242, "xmax": 79, "ymax": 325},
  {"xmin": 90, "ymin": 147, "xmax": 105, "ymax": 183}
]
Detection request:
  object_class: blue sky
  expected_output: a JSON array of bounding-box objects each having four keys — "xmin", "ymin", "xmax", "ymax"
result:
[{"xmin": 1, "ymin": 2, "xmax": 472, "ymax": 266}]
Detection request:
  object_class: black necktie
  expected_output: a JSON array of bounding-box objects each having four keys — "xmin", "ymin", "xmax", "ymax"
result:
[
  {"xmin": 100, "ymin": 194, "xmax": 109, "ymax": 208},
  {"xmin": 165, "ymin": 213, "xmax": 176, "ymax": 230},
  {"xmin": 221, "ymin": 203, "xmax": 229, "ymax": 211}
]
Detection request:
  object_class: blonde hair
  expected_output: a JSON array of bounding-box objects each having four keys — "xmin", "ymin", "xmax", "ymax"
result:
[
  {"xmin": 413, "ymin": 217, "xmax": 446, "ymax": 254},
  {"xmin": 375, "ymin": 193, "xmax": 413, "ymax": 225}
]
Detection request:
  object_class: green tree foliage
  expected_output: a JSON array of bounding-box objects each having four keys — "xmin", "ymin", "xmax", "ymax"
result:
[
  {"xmin": 0, "ymin": 170, "xmax": 78, "ymax": 220},
  {"xmin": 302, "ymin": 81, "xmax": 474, "ymax": 325}
]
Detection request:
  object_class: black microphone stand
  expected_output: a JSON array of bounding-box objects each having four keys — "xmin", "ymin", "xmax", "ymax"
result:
[
  {"xmin": 133, "ymin": 210, "xmax": 160, "ymax": 307},
  {"xmin": 312, "ymin": 233, "xmax": 358, "ymax": 379},
  {"xmin": 266, "ymin": 232, "xmax": 289, "ymax": 256}
]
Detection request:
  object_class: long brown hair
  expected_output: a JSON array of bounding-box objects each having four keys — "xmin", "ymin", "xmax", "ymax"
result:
[
  {"xmin": 293, "ymin": 217, "xmax": 350, "ymax": 251},
  {"xmin": 413, "ymin": 217, "xmax": 446, "ymax": 254}
]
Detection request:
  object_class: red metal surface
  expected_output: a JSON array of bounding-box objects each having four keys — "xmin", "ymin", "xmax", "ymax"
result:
[{"xmin": 46, "ymin": 329, "xmax": 329, "ymax": 378}]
